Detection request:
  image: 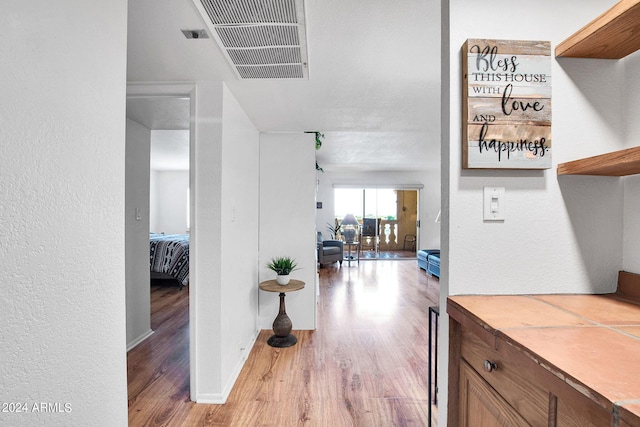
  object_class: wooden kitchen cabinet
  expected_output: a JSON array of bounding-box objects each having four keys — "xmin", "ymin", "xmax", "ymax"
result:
[
  {"xmin": 447, "ymin": 295, "xmax": 628, "ymax": 427},
  {"xmin": 450, "ymin": 321, "xmax": 555, "ymax": 426},
  {"xmin": 459, "ymin": 329, "xmax": 549, "ymax": 425}
]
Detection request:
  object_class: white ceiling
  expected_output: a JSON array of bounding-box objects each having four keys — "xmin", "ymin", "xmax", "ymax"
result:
[
  {"xmin": 127, "ymin": 97, "xmax": 190, "ymax": 131},
  {"xmin": 126, "ymin": 0, "xmax": 441, "ymax": 172},
  {"xmin": 126, "ymin": 97, "xmax": 190, "ymax": 171}
]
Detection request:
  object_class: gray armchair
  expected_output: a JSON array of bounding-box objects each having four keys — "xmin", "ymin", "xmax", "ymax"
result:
[{"xmin": 317, "ymin": 232, "xmax": 343, "ymax": 267}]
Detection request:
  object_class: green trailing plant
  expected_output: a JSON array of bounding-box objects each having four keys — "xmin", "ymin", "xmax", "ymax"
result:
[
  {"xmin": 326, "ymin": 221, "xmax": 341, "ymax": 239},
  {"xmin": 308, "ymin": 131, "xmax": 325, "ymax": 172},
  {"xmin": 266, "ymin": 256, "xmax": 300, "ymax": 275},
  {"xmin": 314, "ymin": 132, "xmax": 324, "ymax": 150}
]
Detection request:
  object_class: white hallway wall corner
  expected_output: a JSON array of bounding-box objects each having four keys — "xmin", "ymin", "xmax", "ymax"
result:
[
  {"xmin": 191, "ymin": 82, "xmax": 262, "ymax": 403},
  {"xmin": 440, "ymin": 0, "xmax": 625, "ymax": 424},
  {"xmin": 219, "ymin": 84, "xmax": 261, "ymax": 400},
  {"xmin": 191, "ymin": 81, "xmax": 225, "ymax": 402}
]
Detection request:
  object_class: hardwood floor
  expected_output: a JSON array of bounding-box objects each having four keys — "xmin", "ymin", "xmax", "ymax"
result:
[
  {"xmin": 128, "ymin": 281, "xmax": 191, "ymax": 426},
  {"xmin": 128, "ymin": 261, "xmax": 439, "ymax": 426}
]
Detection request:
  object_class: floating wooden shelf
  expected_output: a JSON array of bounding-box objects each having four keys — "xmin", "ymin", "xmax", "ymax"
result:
[
  {"xmin": 557, "ymin": 146, "xmax": 640, "ymax": 176},
  {"xmin": 556, "ymin": 0, "xmax": 640, "ymax": 59}
]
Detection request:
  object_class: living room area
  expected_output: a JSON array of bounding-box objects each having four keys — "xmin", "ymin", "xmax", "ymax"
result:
[{"xmin": 315, "ymin": 169, "xmax": 441, "ymax": 266}]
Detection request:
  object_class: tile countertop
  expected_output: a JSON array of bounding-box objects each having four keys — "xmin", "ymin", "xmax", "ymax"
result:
[{"xmin": 447, "ymin": 294, "xmax": 640, "ymax": 425}]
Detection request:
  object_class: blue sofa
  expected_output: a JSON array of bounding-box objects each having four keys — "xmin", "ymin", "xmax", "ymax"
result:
[{"xmin": 418, "ymin": 249, "xmax": 440, "ymax": 278}]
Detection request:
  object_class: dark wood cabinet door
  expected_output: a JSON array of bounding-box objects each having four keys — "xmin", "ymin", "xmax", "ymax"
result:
[{"xmin": 459, "ymin": 361, "xmax": 530, "ymax": 427}]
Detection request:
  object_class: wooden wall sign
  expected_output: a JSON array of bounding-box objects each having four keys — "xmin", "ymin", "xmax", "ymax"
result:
[{"xmin": 463, "ymin": 39, "xmax": 551, "ymax": 169}]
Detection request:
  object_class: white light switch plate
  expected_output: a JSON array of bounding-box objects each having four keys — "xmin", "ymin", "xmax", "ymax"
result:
[{"xmin": 484, "ymin": 187, "xmax": 505, "ymax": 221}]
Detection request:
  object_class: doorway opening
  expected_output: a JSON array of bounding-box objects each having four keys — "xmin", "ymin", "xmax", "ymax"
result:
[
  {"xmin": 125, "ymin": 91, "xmax": 195, "ymax": 406},
  {"xmin": 334, "ymin": 188, "xmax": 419, "ymax": 259}
]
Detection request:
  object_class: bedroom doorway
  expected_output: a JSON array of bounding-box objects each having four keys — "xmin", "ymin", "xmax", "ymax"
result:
[{"xmin": 125, "ymin": 91, "xmax": 194, "ymax": 401}]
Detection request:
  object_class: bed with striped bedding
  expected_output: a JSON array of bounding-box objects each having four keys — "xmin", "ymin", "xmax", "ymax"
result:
[{"xmin": 149, "ymin": 233, "xmax": 189, "ymax": 288}]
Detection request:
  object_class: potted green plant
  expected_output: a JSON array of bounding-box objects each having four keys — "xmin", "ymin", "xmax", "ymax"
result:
[
  {"xmin": 267, "ymin": 256, "xmax": 300, "ymax": 285},
  {"xmin": 326, "ymin": 221, "xmax": 342, "ymax": 239}
]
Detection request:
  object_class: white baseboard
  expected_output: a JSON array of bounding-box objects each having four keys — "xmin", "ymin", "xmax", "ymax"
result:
[
  {"xmin": 193, "ymin": 393, "xmax": 226, "ymax": 404},
  {"xmin": 126, "ymin": 329, "xmax": 154, "ymax": 352},
  {"xmin": 195, "ymin": 329, "xmax": 260, "ymax": 404}
]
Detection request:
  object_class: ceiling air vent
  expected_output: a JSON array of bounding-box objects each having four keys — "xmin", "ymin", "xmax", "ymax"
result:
[{"xmin": 196, "ymin": 0, "xmax": 309, "ymax": 79}]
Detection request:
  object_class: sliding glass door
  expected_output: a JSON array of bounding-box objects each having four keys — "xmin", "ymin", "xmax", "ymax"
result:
[{"xmin": 334, "ymin": 188, "xmax": 419, "ymax": 259}]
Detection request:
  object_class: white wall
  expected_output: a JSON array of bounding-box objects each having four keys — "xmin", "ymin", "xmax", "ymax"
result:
[
  {"xmin": 191, "ymin": 82, "xmax": 224, "ymax": 402},
  {"xmin": 316, "ymin": 170, "xmax": 441, "ymax": 249},
  {"xmin": 188, "ymin": 82, "xmax": 261, "ymax": 403},
  {"xmin": 446, "ymin": 0, "xmax": 624, "ymax": 298},
  {"xmin": 150, "ymin": 170, "xmax": 190, "ymax": 234},
  {"xmin": 624, "ymin": 175, "xmax": 640, "ymax": 272},
  {"xmin": 220, "ymin": 85, "xmax": 260, "ymax": 397},
  {"xmin": 259, "ymin": 133, "xmax": 317, "ymax": 330},
  {"xmin": 440, "ymin": 0, "xmax": 623, "ymax": 424},
  {"xmin": 0, "ymin": 1, "xmax": 128, "ymax": 425},
  {"xmin": 125, "ymin": 119, "xmax": 152, "ymax": 350},
  {"xmin": 623, "ymin": 53, "xmax": 640, "ymax": 272}
]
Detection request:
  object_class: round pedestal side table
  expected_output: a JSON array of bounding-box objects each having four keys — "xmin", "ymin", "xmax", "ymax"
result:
[{"xmin": 258, "ymin": 279, "xmax": 305, "ymax": 348}]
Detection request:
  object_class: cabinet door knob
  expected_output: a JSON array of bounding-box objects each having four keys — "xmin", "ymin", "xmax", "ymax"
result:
[{"xmin": 483, "ymin": 359, "xmax": 498, "ymax": 372}]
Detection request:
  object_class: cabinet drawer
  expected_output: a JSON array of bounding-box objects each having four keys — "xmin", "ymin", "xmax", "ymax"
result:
[{"xmin": 461, "ymin": 330, "xmax": 549, "ymax": 426}]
